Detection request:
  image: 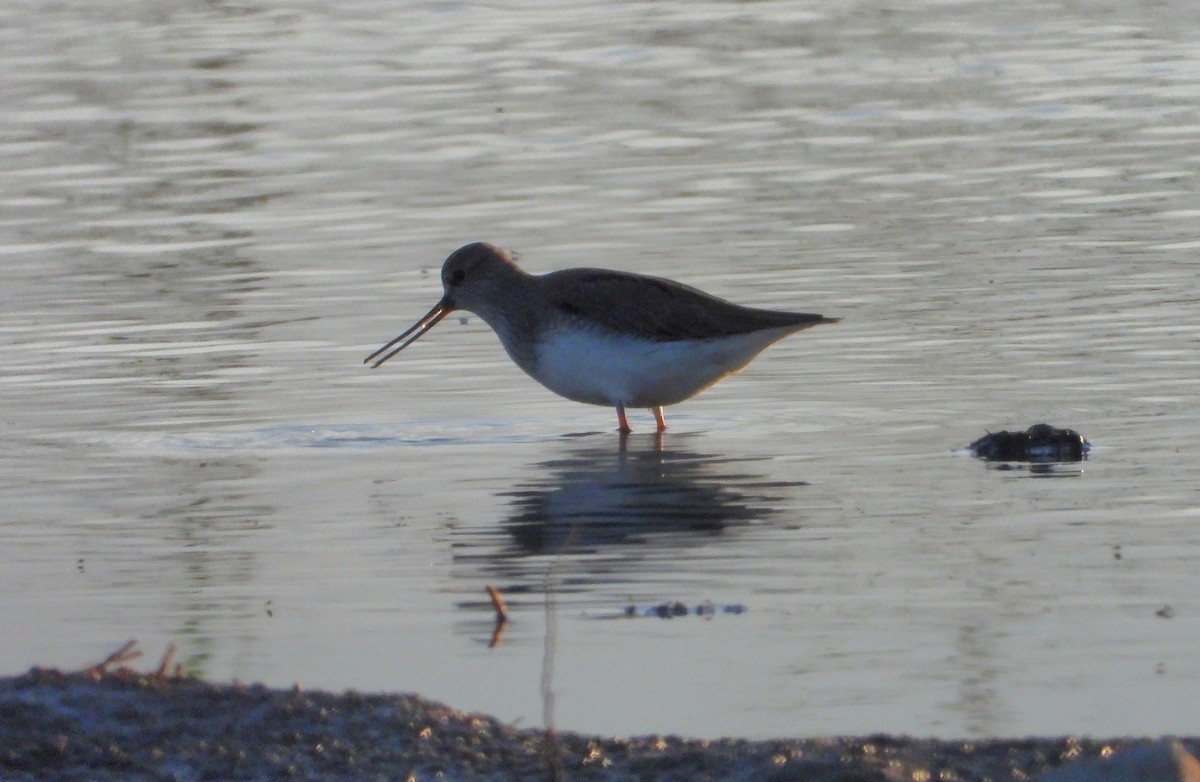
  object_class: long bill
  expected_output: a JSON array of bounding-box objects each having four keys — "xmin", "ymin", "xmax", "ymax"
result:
[{"xmin": 364, "ymin": 296, "xmax": 454, "ymax": 368}]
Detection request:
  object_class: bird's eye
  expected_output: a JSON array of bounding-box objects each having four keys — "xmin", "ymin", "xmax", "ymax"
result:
[{"xmin": 449, "ymin": 269, "xmax": 466, "ymax": 285}]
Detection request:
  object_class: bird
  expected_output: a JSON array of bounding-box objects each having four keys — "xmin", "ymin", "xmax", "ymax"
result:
[{"xmin": 365, "ymin": 242, "xmax": 838, "ymax": 433}]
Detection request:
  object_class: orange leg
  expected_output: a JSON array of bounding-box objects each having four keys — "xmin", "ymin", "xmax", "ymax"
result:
[
  {"xmin": 616, "ymin": 403, "xmax": 632, "ymax": 433},
  {"xmin": 652, "ymin": 406, "xmax": 667, "ymax": 432}
]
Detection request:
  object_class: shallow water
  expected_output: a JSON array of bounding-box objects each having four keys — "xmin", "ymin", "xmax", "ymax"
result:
[{"xmin": 2, "ymin": 0, "xmax": 1199, "ymax": 739}]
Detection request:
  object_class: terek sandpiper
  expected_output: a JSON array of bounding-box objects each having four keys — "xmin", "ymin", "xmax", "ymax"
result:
[{"xmin": 366, "ymin": 242, "xmax": 838, "ymax": 433}]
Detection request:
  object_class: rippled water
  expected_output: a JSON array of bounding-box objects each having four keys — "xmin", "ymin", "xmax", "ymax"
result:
[{"xmin": 2, "ymin": 0, "xmax": 1199, "ymax": 739}]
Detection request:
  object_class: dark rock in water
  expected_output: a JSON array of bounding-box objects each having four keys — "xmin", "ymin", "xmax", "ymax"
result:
[{"xmin": 969, "ymin": 423, "xmax": 1091, "ymax": 463}]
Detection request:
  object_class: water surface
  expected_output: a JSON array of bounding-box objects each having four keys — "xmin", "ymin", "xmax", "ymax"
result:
[{"xmin": 2, "ymin": 0, "xmax": 1198, "ymax": 739}]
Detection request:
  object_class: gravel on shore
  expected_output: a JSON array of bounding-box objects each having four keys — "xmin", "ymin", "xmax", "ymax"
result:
[{"xmin": 1, "ymin": 666, "xmax": 1194, "ymax": 781}]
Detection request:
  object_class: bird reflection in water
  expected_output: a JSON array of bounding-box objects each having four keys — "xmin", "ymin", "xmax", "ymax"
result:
[
  {"xmin": 502, "ymin": 433, "xmax": 797, "ymax": 555},
  {"xmin": 450, "ymin": 432, "xmax": 807, "ymax": 582},
  {"xmin": 455, "ymin": 433, "xmax": 809, "ymax": 650}
]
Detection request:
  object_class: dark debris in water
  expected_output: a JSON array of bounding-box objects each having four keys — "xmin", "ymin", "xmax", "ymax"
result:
[
  {"xmin": 3, "ymin": 667, "xmax": 1198, "ymax": 782},
  {"xmin": 624, "ymin": 601, "xmax": 747, "ymax": 619},
  {"xmin": 969, "ymin": 423, "xmax": 1091, "ymax": 463}
]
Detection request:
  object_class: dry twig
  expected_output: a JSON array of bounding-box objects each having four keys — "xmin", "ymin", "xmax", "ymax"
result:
[{"xmin": 84, "ymin": 639, "xmax": 142, "ymax": 679}]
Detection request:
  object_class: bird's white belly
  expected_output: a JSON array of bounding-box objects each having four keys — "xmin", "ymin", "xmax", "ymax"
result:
[{"xmin": 531, "ymin": 327, "xmax": 786, "ymax": 408}]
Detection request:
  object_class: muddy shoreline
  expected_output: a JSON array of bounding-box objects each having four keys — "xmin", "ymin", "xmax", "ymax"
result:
[{"xmin": 1, "ymin": 666, "xmax": 1195, "ymax": 781}]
